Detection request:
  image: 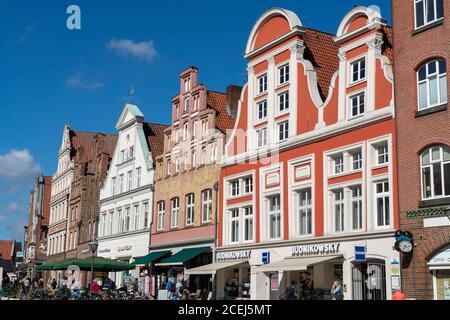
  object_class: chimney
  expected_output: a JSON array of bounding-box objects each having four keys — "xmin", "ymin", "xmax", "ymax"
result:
[{"xmin": 226, "ymin": 85, "xmax": 243, "ymax": 117}]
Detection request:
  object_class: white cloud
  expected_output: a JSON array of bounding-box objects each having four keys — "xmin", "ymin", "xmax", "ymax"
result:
[
  {"xmin": 6, "ymin": 202, "xmax": 23, "ymax": 214},
  {"xmin": 107, "ymin": 38, "xmax": 158, "ymax": 61},
  {"xmin": 0, "ymin": 149, "xmax": 41, "ymax": 192},
  {"xmin": 66, "ymin": 76, "xmax": 104, "ymax": 91}
]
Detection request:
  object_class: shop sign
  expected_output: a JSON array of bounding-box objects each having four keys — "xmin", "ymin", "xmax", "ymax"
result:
[
  {"xmin": 118, "ymin": 246, "xmax": 132, "ymax": 252},
  {"xmin": 262, "ymin": 252, "xmax": 270, "ymax": 264},
  {"xmin": 429, "ymin": 248, "xmax": 450, "ymax": 266},
  {"xmin": 390, "ymin": 258, "xmax": 401, "ymax": 291},
  {"xmin": 270, "ymin": 273, "xmax": 278, "ymax": 291},
  {"xmin": 355, "ymin": 245, "xmax": 366, "ymax": 262},
  {"xmin": 216, "ymin": 250, "xmax": 251, "ymax": 262},
  {"xmin": 291, "ymin": 243, "xmax": 340, "ymax": 256}
]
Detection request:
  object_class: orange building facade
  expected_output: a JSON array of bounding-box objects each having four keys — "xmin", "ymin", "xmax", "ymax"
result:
[{"xmin": 194, "ymin": 7, "xmax": 401, "ymax": 300}]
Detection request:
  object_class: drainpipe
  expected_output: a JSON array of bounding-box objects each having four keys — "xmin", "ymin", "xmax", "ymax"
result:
[{"xmin": 212, "ymin": 181, "xmax": 219, "ymax": 299}]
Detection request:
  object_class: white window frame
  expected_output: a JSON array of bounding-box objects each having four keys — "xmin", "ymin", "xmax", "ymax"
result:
[
  {"xmin": 349, "ymin": 91, "xmax": 366, "ymax": 118},
  {"xmin": 157, "ymin": 201, "xmax": 165, "ymax": 231},
  {"xmin": 184, "ymin": 98, "xmax": 190, "ymax": 112},
  {"xmin": 202, "ymin": 189, "xmax": 213, "ymax": 223},
  {"xmin": 133, "ymin": 204, "xmax": 140, "ymax": 231},
  {"xmin": 278, "ymin": 64, "xmax": 290, "ymax": 85},
  {"xmin": 352, "ymin": 150, "xmax": 363, "ymax": 171},
  {"xmin": 230, "ymin": 179, "xmax": 240, "ymax": 197},
  {"xmin": 268, "ymin": 194, "xmax": 282, "ymax": 240},
  {"xmin": 183, "ymin": 123, "xmax": 189, "ymax": 141},
  {"xmin": 333, "ymin": 189, "xmax": 345, "ymax": 233},
  {"xmin": 243, "ymin": 206, "xmax": 254, "ymax": 242},
  {"xmin": 297, "ymin": 188, "xmax": 313, "ymax": 236},
  {"xmin": 278, "ymin": 91, "xmax": 289, "ymax": 112},
  {"xmin": 376, "ymin": 143, "xmax": 389, "ymax": 166},
  {"xmin": 257, "ymin": 100, "xmax": 268, "ymax": 120},
  {"xmin": 186, "ymin": 194, "xmax": 195, "ymax": 226},
  {"xmin": 420, "ymin": 145, "xmax": 450, "ymax": 200},
  {"xmin": 351, "ymin": 185, "xmax": 363, "ymax": 231},
  {"xmin": 229, "ymin": 209, "xmax": 240, "ymax": 244},
  {"xmin": 171, "ymin": 198, "xmax": 179, "ymax": 229},
  {"xmin": 136, "ymin": 167, "xmax": 141, "ymax": 188},
  {"xmin": 334, "ymin": 154, "xmax": 345, "ymax": 175},
  {"xmin": 127, "ymin": 171, "xmax": 133, "ymax": 191},
  {"xmin": 349, "ymin": 57, "xmax": 367, "ymax": 85},
  {"xmin": 244, "ymin": 177, "xmax": 253, "ymax": 194},
  {"xmin": 417, "ymin": 59, "xmax": 447, "ymax": 111},
  {"xmin": 414, "ymin": 0, "xmax": 444, "ymax": 30},
  {"xmin": 257, "ymin": 127, "xmax": 267, "ymax": 148},
  {"xmin": 374, "ymin": 180, "xmax": 391, "ymax": 229},
  {"xmin": 278, "ymin": 120, "xmax": 289, "ymax": 142},
  {"xmin": 258, "ymin": 73, "xmax": 268, "ymax": 94}
]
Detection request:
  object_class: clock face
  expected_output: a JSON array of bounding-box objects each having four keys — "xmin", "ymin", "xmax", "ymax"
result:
[{"xmin": 399, "ymin": 240, "xmax": 413, "ymax": 253}]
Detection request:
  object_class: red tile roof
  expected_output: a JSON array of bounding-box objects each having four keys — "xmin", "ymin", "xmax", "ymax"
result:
[
  {"xmin": 70, "ymin": 131, "xmax": 117, "ymax": 163},
  {"xmin": 143, "ymin": 123, "xmax": 169, "ymax": 157},
  {"xmin": 382, "ymin": 26, "xmax": 394, "ymax": 64},
  {"xmin": 0, "ymin": 240, "xmax": 14, "ymax": 260},
  {"xmin": 303, "ymin": 27, "xmax": 340, "ymax": 100},
  {"xmin": 207, "ymin": 91, "xmax": 236, "ymax": 134}
]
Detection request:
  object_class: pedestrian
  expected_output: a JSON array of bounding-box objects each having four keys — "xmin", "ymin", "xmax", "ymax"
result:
[
  {"xmin": 286, "ymin": 280, "xmax": 297, "ymax": 300},
  {"xmin": 22, "ymin": 276, "xmax": 30, "ymax": 299},
  {"xmin": 331, "ymin": 279, "xmax": 344, "ymax": 300},
  {"xmin": 392, "ymin": 290, "xmax": 407, "ymax": 300}
]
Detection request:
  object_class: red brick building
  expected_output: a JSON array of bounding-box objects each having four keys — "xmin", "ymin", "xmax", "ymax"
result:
[
  {"xmin": 24, "ymin": 175, "xmax": 52, "ymax": 276},
  {"xmin": 392, "ymin": 0, "xmax": 450, "ymax": 300}
]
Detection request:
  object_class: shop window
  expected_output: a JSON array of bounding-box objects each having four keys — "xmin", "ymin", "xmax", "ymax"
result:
[
  {"xmin": 417, "ymin": 59, "xmax": 447, "ymax": 110},
  {"xmin": 421, "ymin": 145, "xmax": 450, "ymax": 199},
  {"xmin": 414, "ymin": 0, "xmax": 444, "ymax": 29},
  {"xmin": 375, "ymin": 181, "xmax": 390, "ymax": 227},
  {"xmin": 352, "ymin": 261, "xmax": 386, "ymax": 300}
]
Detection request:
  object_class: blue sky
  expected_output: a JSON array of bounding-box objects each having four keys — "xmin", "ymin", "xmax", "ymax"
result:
[{"xmin": 0, "ymin": 0, "xmax": 391, "ymax": 242}]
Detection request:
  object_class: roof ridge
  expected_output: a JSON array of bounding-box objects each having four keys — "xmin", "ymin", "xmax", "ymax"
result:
[
  {"xmin": 71, "ymin": 130, "xmax": 116, "ymax": 136},
  {"xmin": 143, "ymin": 122, "xmax": 170, "ymax": 128}
]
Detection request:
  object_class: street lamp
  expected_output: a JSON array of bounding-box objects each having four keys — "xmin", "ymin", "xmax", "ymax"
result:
[{"xmin": 88, "ymin": 238, "xmax": 98, "ymax": 292}]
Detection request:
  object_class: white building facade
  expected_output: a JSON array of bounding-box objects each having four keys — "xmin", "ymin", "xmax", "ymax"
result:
[{"xmin": 97, "ymin": 104, "xmax": 167, "ymax": 285}]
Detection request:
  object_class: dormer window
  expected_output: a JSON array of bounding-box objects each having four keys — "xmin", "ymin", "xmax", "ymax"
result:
[
  {"xmin": 258, "ymin": 74, "xmax": 268, "ymax": 94},
  {"xmin": 350, "ymin": 58, "xmax": 366, "ymax": 84}
]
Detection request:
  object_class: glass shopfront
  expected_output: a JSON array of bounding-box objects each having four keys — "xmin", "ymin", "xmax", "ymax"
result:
[
  {"xmin": 223, "ymin": 266, "xmax": 251, "ymax": 300},
  {"xmin": 351, "ymin": 260, "xmax": 387, "ymax": 300}
]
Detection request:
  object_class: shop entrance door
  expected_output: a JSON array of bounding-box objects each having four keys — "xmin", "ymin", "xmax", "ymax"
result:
[{"xmin": 352, "ymin": 261, "xmax": 386, "ymax": 300}]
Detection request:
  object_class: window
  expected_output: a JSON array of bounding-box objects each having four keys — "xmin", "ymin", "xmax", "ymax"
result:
[
  {"xmin": 129, "ymin": 146, "xmax": 134, "ymax": 159},
  {"xmin": 351, "ymin": 186, "xmax": 363, "ymax": 230},
  {"xmin": 244, "ymin": 207, "xmax": 254, "ymax": 241},
  {"xmin": 244, "ymin": 177, "xmax": 253, "ymax": 194},
  {"xmin": 202, "ymin": 120, "xmax": 208, "ymax": 137},
  {"xmin": 157, "ymin": 201, "xmax": 165, "ymax": 231},
  {"xmin": 334, "ymin": 155, "xmax": 344, "ymax": 174},
  {"xmin": 257, "ymin": 100, "xmax": 267, "ymax": 120},
  {"xmin": 111, "ymin": 177, "xmax": 116, "ymax": 196},
  {"xmin": 194, "ymin": 96, "xmax": 199, "ymax": 111},
  {"xmin": 230, "ymin": 209, "xmax": 240, "ymax": 243},
  {"xmin": 143, "ymin": 203, "xmax": 149, "ymax": 229},
  {"xmin": 193, "ymin": 121, "xmax": 200, "ymax": 138},
  {"xmin": 269, "ymin": 195, "xmax": 281, "ymax": 239},
  {"xmin": 184, "ymin": 154, "xmax": 189, "ymax": 171},
  {"xmin": 417, "ymin": 59, "xmax": 447, "ymax": 110},
  {"xmin": 202, "ymin": 190, "xmax": 212, "ymax": 223},
  {"xmin": 352, "ymin": 151, "xmax": 363, "ymax": 170},
  {"xmin": 124, "ymin": 207, "xmax": 130, "ymax": 232},
  {"xmin": 231, "ymin": 180, "xmax": 240, "ymax": 197},
  {"xmin": 334, "ymin": 190, "xmax": 345, "ymax": 232},
  {"xmin": 119, "ymin": 174, "xmax": 124, "ymax": 193},
  {"xmin": 350, "ymin": 92, "xmax": 365, "ymax": 117},
  {"xmin": 201, "ymin": 148, "xmax": 207, "ymax": 165},
  {"xmin": 279, "ymin": 91, "xmax": 289, "ymax": 112},
  {"xmin": 421, "ymin": 145, "xmax": 450, "ymax": 199},
  {"xmin": 186, "ymin": 194, "xmax": 195, "ymax": 226},
  {"xmin": 184, "ymin": 98, "xmax": 190, "ymax": 112},
  {"xmin": 298, "ymin": 188, "xmax": 312, "ymax": 236},
  {"xmin": 375, "ymin": 181, "xmax": 390, "ymax": 227},
  {"xmin": 351, "ymin": 58, "xmax": 366, "ymax": 83},
  {"xmin": 377, "ymin": 143, "xmax": 389, "ymax": 165},
  {"xmin": 109, "ymin": 211, "xmax": 114, "ymax": 235},
  {"xmin": 278, "ymin": 121, "xmax": 289, "ymax": 141},
  {"xmin": 133, "ymin": 205, "xmax": 139, "ymax": 231},
  {"xmin": 258, "ymin": 74, "xmax": 267, "ymax": 94},
  {"xmin": 257, "ymin": 128, "xmax": 267, "ymax": 148},
  {"xmin": 171, "ymin": 198, "xmax": 179, "ymax": 228},
  {"xmin": 101, "ymin": 213, "xmax": 107, "ymax": 237},
  {"xmin": 167, "ymin": 161, "xmax": 172, "ymax": 176},
  {"xmin": 183, "ymin": 123, "xmax": 189, "ymax": 141},
  {"xmin": 127, "ymin": 171, "xmax": 133, "ymax": 191},
  {"xmin": 136, "ymin": 167, "xmax": 141, "ymax": 188},
  {"xmin": 175, "ymin": 158, "xmax": 181, "ymax": 173},
  {"xmin": 279, "ymin": 64, "xmax": 290, "ymax": 85},
  {"xmin": 415, "ymin": 0, "xmax": 444, "ymax": 29},
  {"xmin": 117, "ymin": 209, "xmax": 123, "ymax": 233},
  {"xmin": 121, "ymin": 150, "xmax": 125, "ymax": 163}
]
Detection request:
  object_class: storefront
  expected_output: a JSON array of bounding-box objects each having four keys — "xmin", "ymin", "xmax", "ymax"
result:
[
  {"xmin": 429, "ymin": 245, "xmax": 450, "ymax": 300},
  {"xmin": 153, "ymin": 246, "xmax": 213, "ymax": 299},
  {"xmin": 213, "ymin": 236, "xmax": 399, "ymax": 300}
]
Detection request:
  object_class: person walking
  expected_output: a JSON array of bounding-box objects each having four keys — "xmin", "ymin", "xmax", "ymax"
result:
[
  {"xmin": 22, "ymin": 276, "xmax": 30, "ymax": 299},
  {"xmin": 286, "ymin": 280, "xmax": 297, "ymax": 300},
  {"xmin": 331, "ymin": 279, "xmax": 344, "ymax": 300},
  {"xmin": 392, "ymin": 290, "xmax": 407, "ymax": 300}
]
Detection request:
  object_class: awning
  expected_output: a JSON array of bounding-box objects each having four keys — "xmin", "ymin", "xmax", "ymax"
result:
[
  {"xmin": 155, "ymin": 247, "xmax": 210, "ymax": 267},
  {"xmin": 258, "ymin": 255, "xmax": 342, "ymax": 272},
  {"xmin": 132, "ymin": 250, "xmax": 171, "ymax": 266},
  {"xmin": 185, "ymin": 260, "xmax": 249, "ymax": 275}
]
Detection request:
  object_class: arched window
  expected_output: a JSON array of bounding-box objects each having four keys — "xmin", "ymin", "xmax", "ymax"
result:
[
  {"xmin": 421, "ymin": 145, "xmax": 450, "ymax": 199},
  {"xmin": 183, "ymin": 123, "xmax": 189, "ymax": 141},
  {"xmin": 184, "ymin": 98, "xmax": 190, "ymax": 111},
  {"xmin": 417, "ymin": 59, "xmax": 447, "ymax": 110}
]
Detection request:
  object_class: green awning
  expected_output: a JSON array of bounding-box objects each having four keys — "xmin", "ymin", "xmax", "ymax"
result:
[
  {"xmin": 156, "ymin": 247, "xmax": 210, "ymax": 266},
  {"xmin": 74, "ymin": 257, "xmax": 135, "ymax": 271},
  {"xmin": 52, "ymin": 259, "xmax": 82, "ymax": 270},
  {"xmin": 36, "ymin": 263, "xmax": 54, "ymax": 271},
  {"xmin": 132, "ymin": 250, "xmax": 171, "ymax": 266}
]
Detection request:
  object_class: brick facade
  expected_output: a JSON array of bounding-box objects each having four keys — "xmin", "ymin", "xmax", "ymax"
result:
[{"xmin": 392, "ymin": 0, "xmax": 450, "ymax": 300}]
